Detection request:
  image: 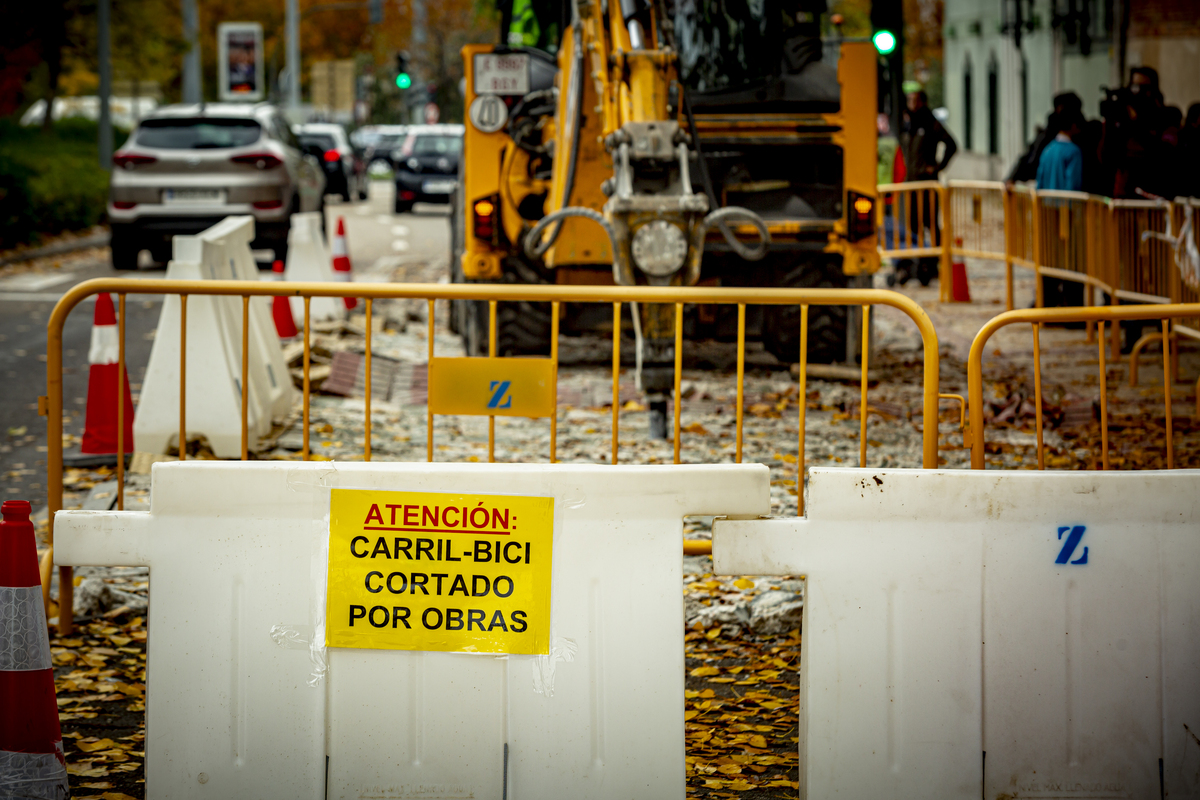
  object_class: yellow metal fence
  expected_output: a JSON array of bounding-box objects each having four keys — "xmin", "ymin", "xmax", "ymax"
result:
[
  {"xmin": 882, "ymin": 182, "xmax": 1200, "ymax": 345},
  {"xmin": 967, "ymin": 303, "xmax": 1200, "ymax": 471},
  {"xmin": 43, "ymin": 280, "xmax": 942, "ymax": 634}
]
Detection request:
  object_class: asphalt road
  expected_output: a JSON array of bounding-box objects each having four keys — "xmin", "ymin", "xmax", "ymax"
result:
[{"xmin": 0, "ymin": 181, "xmax": 450, "ymax": 511}]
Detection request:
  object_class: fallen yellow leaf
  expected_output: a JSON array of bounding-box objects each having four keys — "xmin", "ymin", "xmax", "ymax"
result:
[
  {"xmin": 733, "ymin": 578, "xmax": 755, "ymax": 590},
  {"xmin": 66, "ymin": 763, "xmax": 108, "ymax": 777},
  {"xmin": 689, "ymin": 666, "xmax": 720, "ymax": 677},
  {"xmin": 76, "ymin": 739, "xmax": 119, "ymax": 753}
]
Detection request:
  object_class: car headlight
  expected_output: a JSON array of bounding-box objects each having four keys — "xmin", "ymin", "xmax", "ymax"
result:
[
  {"xmin": 406, "ymin": 158, "xmax": 420, "ymax": 171},
  {"xmin": 631, "ymin": 220, "xmax": 689, "ymax": 277}
]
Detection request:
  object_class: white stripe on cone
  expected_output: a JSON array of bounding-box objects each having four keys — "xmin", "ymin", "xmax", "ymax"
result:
[
  {"xmin": 88, "ymin": 324, "xmax": 118, "ymax": 366},
  {"xmin": 0, "ymin": 586, "xmax": 52, "ymax": 672},
  {"xmin": 0, "ymin": 749, "xmax": 69, "ymax": 797}
]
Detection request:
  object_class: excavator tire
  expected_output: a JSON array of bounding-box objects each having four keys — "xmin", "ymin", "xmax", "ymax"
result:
[
  {"xmin": 761, "ymin": 255, "xmax": 849, "ymax": 365},
  {"xmin": 453, "ymin": 258, "xmax": 554, "ymax": 357}
]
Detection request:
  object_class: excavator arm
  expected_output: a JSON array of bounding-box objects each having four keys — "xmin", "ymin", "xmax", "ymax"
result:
[{"xmin": 525, "ymin": 0, "xmax": 770, "ymax": 287}]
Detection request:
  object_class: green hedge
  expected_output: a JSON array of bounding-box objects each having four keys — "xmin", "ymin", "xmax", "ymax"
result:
[{"xmin": 0, "ymin": 118, "xmax": 128, "ymax": 249}]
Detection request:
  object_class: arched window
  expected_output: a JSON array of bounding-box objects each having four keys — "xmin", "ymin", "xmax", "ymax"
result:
[
  {"xmin": 963, "ymin": 54, "xmax": 974, "ymax": 151},
  {"xmin": 988, "ymin": 55, "xmax": 999, "ymax": 155}
]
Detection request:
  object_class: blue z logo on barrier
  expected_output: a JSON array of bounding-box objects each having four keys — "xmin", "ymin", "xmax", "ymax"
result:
[
  {"xmin": 1055, "ymin": 525, "xmax": 1089, "ymax": 565},
  {"xmin": 487, "ymin": 380, "xmax": 513, "ymax": 410}
]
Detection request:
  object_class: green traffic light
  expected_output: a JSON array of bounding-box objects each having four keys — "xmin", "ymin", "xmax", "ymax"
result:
[
  {"xmin": 396, "ymin": 73, "xmax": 412, "ymax": 89},
  {"xmin": 873, "ymin": 29, "xmax": 896, "ymax": 55}
]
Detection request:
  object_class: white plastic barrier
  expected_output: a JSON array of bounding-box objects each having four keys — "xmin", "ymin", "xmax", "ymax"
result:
[
  {"xmin": 284, "ymin": 212, "xmax": 345, "ymax": 323},
  {"xmin": 55, "ymin": 461, "xmax": 770, "ymax": 799},
  {"xmin": 133, "ymin": 217, "xmax": 295, "ymax": 458},
  {"xmin": 714, "ymin": 468, "xmax": 1200, "ymax": 800}
]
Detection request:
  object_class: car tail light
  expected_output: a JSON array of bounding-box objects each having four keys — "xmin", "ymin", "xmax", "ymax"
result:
[
  {"xmin": 253, "ymin": 199, "xmax": 284, "ymax": 210},
  {"xmin": 473, "ymin": 195, "xmax": 499, "ymax": 243},
  {"xmin": 400, "ymin": 190, "xmax": 416, "ymax": 201},
  {"xmin": 847, "ymin": 191, "xmax": 875, "ymax": 242},
  {"xmin": 112, "ymin": 201, "xmax": 137, "ymax": 209},
  {"xmin": 231, "ymin": 153, "xmax": 283, "ymax": 170},
  {"xmin": 323, "ymin": 149, "xmax": 340, "ymax": 162},
  {"xmin": 113, "ymin": 153, "xmax": 156, "ymax": 170}
]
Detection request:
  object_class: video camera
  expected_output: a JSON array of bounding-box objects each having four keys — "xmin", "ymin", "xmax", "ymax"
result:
[
  {"xmin": 1099, "ymin": 86, "xmax": 1132, "ymax": 121},
  {"xmin": 1100, "ymin": 85, "xmax": 1157, "ymax": 125}
]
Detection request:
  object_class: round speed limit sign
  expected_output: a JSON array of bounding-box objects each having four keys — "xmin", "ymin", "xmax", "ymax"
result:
[{"xmin": 469, "ymin": 94, "xmax": 509, "ymax": 134}]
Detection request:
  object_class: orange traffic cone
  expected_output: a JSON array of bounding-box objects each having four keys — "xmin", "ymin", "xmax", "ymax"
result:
[
  {"xmin": 331, "ymin": 217, "xmax": 356, "ymax": 310},
  {"xmin": 950, "ymin": 237, "xmax": 971, "ymax": 302},
  {"xmin": 81, "ymin": 292, "xmax": 135, "ymax": 454},
  {"xmin": 0, "ymin": 500, "xmax": 70, "ymax": 799},
  {"xmin": 270, "ymin": 260, "xmax": 298, "ymax": 338}
]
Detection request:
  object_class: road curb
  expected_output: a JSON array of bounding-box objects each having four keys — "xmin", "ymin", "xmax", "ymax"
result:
[{"xmin": 0, "ymin": 231, "xmax": 111, "ymax": 268}]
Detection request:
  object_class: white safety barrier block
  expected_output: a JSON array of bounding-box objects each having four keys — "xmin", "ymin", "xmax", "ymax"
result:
[
  {"xmin": 714, "ymin": 468, "xmax": 1200, "ymax": 800},
  {"xmin": 134, "ymin": 217, "xmax": 295, "ymax": 458},
  {"xmin": 55, "ymin": 461, "xmax": 770, "ymax": 799},
  {"xmin": 285, "ymin": 212, "xmax": 344, "ymax": 323}
]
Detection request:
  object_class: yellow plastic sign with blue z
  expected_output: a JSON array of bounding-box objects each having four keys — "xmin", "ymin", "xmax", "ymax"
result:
[
  {"xmin": 326, "ymin": 487, "xmax": 554, "ymax": 655},
  {"xmin": 427, "ymin": 357, "xmax": 555, "ymax": 418}
]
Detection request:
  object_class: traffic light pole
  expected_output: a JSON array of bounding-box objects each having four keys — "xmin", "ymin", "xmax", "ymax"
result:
[{"xmin": 870, "ymin": 0, "xmax": 904, "ymax": 138}]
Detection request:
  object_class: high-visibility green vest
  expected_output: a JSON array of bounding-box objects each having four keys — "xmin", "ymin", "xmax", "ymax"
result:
[{"xmin": 508, "ymin": 0, "xmax": 542, "ymax": 47}]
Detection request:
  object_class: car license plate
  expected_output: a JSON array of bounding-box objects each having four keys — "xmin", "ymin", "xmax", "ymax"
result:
[
  {"xmin": 473, "ymin": 53, "xmax": 529, "ymax": 96},
  {"xmin": 423, "ymin": 180, "xmax": 455, "ymax": 194},
  {"xmin": 164, "ymin": 188, "xmax": 224, "ymax": 204}
]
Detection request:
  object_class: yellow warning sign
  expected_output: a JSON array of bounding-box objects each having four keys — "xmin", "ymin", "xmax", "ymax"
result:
[{"xmin": 325, "ymin": 488, "xmax": 554, "ymax": 655}]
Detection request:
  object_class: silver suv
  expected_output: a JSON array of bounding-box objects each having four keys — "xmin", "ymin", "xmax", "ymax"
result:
[{"xmin": 108, "ymin": 103, "xmax": 324, "ymax": 269}]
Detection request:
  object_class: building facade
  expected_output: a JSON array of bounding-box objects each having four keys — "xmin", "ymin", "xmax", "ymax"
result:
[{"xmin": 941, "ymin": 0, "xmax": 1200, "ymax": 181}]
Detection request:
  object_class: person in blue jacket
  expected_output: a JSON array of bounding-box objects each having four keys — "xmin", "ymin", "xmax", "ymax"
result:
[{"xmin": 1037, "ymin": 112, "xmax": 1084, "ymax": 191}]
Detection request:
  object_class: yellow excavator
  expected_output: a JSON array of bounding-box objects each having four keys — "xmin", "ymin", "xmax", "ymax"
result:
[{"xmin": 449, "ymin": 0, "xmax": 879, "ymax": 436}]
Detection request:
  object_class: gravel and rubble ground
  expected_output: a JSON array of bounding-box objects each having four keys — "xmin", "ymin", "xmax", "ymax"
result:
[{"xmin": 31, "ymin": 254, "xmax": 1200, "ymax": 799}]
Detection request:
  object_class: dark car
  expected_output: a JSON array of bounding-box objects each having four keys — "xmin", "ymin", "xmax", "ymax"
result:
[
  {"xmin": 297, "ymin": 123, "xmax": 365, "ymax": 201},
  {"xmin": 363, "ymin": 128, "xmax": 408, "ymax": 172},
  {"xmin": 393, "ymin": 125, "xmax": 464, "ymax": 213}
]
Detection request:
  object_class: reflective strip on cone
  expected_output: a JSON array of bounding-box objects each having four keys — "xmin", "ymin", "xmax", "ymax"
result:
[
  {"xmin": 0, "ymin": 513, "xmax": 68, "ymax": 800},
  {"xmin": 0, "ymin": 587, "xmax": 52, "ymax": 671},
  {"xmin": 0, "ymin": 748, "xmax": 69, "ymax": 800},
  {"xmin": 88, "ymin": 324, "xmax": 118, "ymax": 366}
]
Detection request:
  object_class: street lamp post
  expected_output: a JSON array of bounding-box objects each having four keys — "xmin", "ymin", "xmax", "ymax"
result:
[
  {"xmin": 182, "ymin": 0, "xmax": 201, "ymax": 103},
  {"xmin": 287, "ymin": 0, "xmax": 300, "ymax": 111},
  {"xmin": 98, "ymin": 0, "xmax": 112, "ymax": 169}
]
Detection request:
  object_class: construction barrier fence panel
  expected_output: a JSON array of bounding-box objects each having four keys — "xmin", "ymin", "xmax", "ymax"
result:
[
  {"xmin": 43, "ymin": 276, "xmax": 943, "ymax": 632},
  {"xmin": 134, "ymin": 217, "xmax": 295, "ymax": 459},
  {"xmin": 54, "ymin": 460, "xmax": 770, "ymax": 798},
  {"xmin": 712, "ymin": 467, "xmax": 1200, "ymax": 799}
]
